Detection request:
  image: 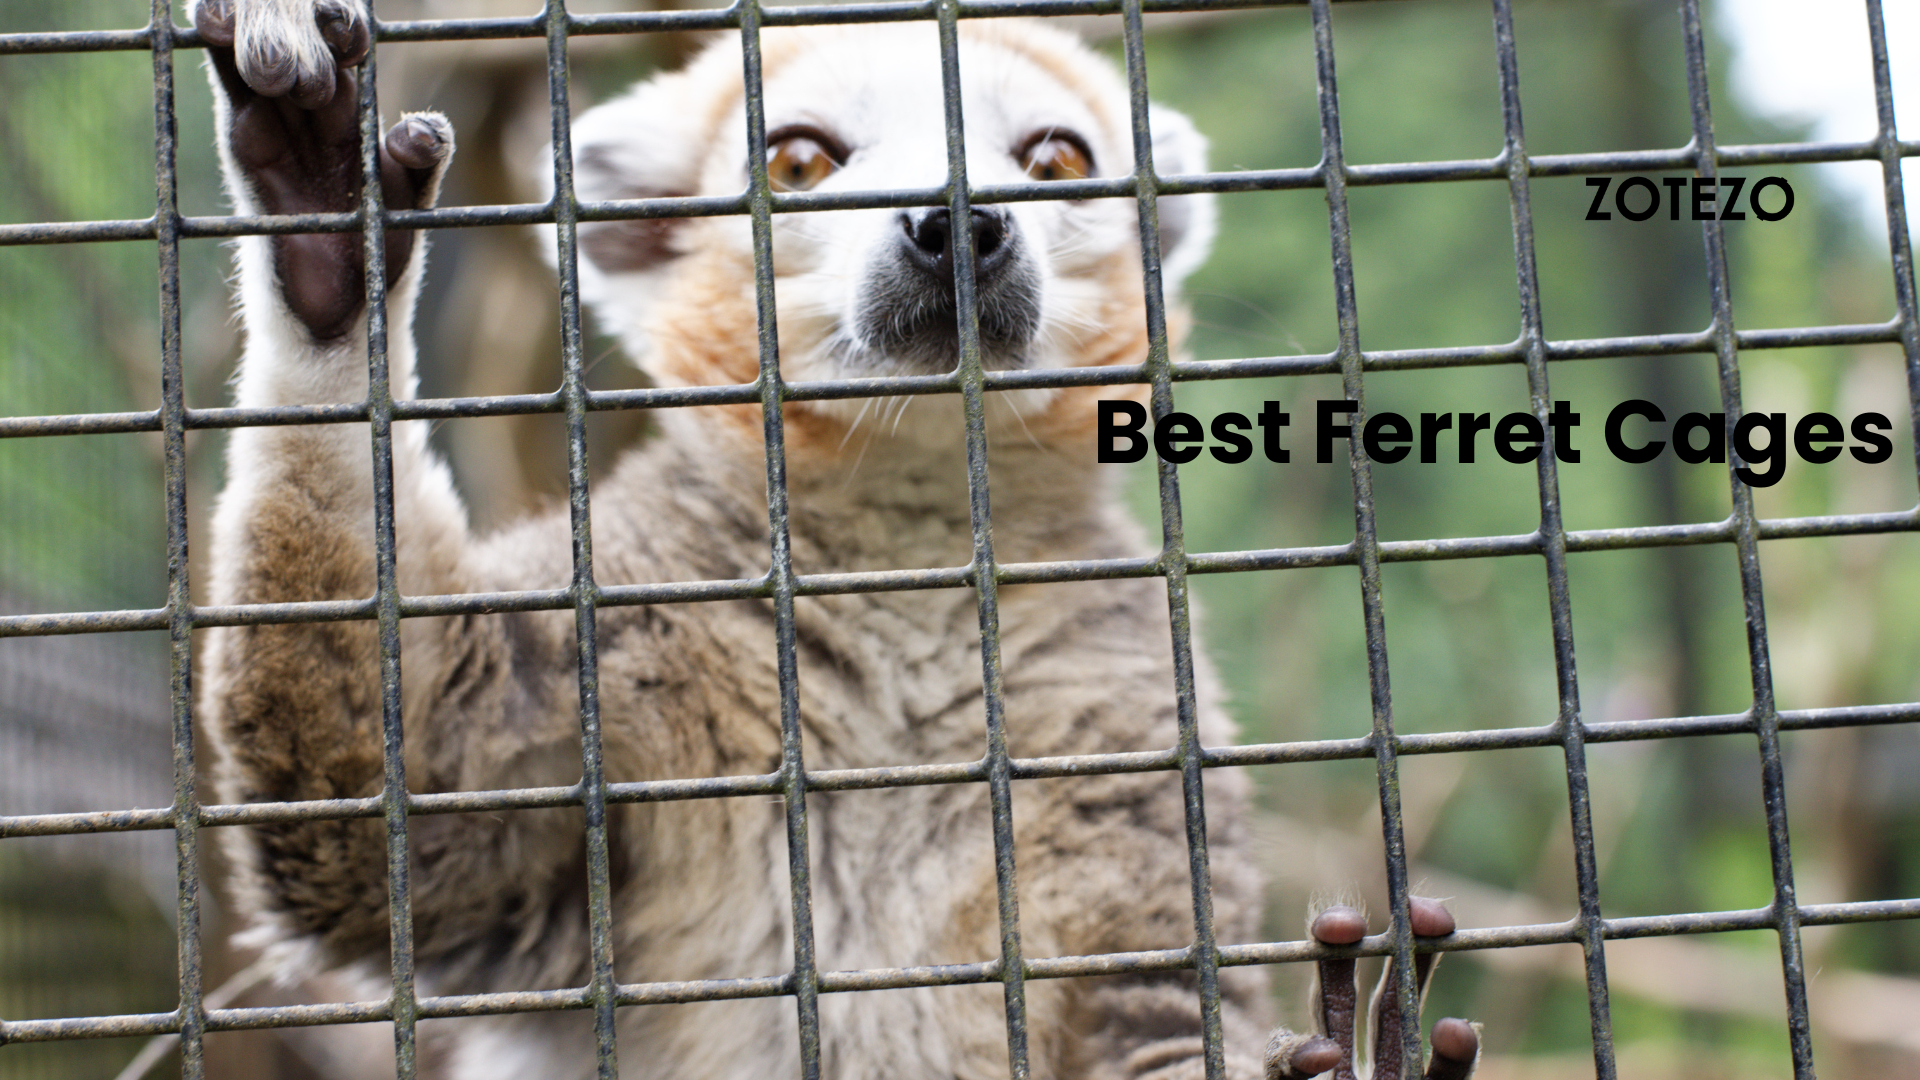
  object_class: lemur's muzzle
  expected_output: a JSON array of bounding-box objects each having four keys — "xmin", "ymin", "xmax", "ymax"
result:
[
  {"xmin": 854, "ymin": 206, "xmax": 1042, "ymax": 370},
  {"xmin": 899, "ymin": 207, "xmax": 1014, "ymax": 290}
]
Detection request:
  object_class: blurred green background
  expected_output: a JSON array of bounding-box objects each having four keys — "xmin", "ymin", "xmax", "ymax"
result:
[{"xmin": 2, "ymin": 1, "xmax": 1918, "ymax": 1078}]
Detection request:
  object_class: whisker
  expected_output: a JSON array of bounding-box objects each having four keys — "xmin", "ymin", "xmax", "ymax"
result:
[
  {"xmin": 840, "ymin": 396, "xmax": 889, "ymax": 487},
  {"xmin": 837, "ymin": 395, "xmax": 879, "ymax": 453}
]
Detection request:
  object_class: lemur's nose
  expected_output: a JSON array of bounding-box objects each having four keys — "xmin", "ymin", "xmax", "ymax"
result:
[{"xmin": 900, "ymin": 207, "xmax": 1013, "ymax": 288}]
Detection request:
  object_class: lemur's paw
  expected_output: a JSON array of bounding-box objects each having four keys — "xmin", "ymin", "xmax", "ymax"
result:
[
  {"xmin": 194, "ymin": 0, "xmax": 369, "ymax": 108},
  {"xmin": 1422, "ymin": 1020, "xmax": 1480, "ymax": 1080},
  {"xmin": 197, "ymin": 0, "xmax": 452, "ymax": 341},
  {"xmin": 1262, "ymin": 897, "xmax": 1481, "ymax": 1080}
]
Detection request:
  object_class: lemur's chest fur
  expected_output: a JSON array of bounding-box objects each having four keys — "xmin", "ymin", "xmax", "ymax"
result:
[{"xmin": 464, "ymin": 418, "xmax": 1170, "ymax": 781}]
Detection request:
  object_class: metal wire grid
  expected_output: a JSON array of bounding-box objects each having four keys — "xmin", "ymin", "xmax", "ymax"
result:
[{"xmin": 0, "ymin": 0, "xmax": 1916, "ymax": 1078}]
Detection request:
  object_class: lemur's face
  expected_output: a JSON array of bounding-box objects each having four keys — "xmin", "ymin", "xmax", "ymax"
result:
[
  {"xmin": 744, "ymin": 27, "xmax": 1123, "ymax": 377},
  {"xmin": 570, "ymin": 21, "xmax": 1211, "ymax": 438}
]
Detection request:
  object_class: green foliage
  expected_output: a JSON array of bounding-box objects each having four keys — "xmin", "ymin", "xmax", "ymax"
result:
[
  {"xmin": 1, "ymin": 4, "xmax": 167, "ymax": 610},
  {"xmin": 0, "ymin": 848, "xmax": 179, "ymax": 1080}
]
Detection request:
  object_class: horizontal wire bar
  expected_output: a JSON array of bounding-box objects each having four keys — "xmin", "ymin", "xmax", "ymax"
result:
[
  {"xmin": 21, "ymin": 504, "xmax": 1920, "ymax": 627},
  {"xmin": 0, "ymin": 0, "xmax": 1591, "ymax": 58},
  {"xmin": 7, "ymin": 700, "xmax": 1917, "ymax": 840},
  {"xmin": 0, "ymin": 317, "xmax": 1905, "ymax": 439},
  {"xmin": 5, "ymin": 135, "xmax": 1914, "ymax": 247},
  {"xmin": 9, "ymin": 893, "xmax": 1918, "ymax": 1044},
  {"xmin": 1, "ymin": 507, "xmax": 1913, "ymax": 639},
  {"xmin": 0, "ymin": 27, "xmax": 157, "ymax": 54}
]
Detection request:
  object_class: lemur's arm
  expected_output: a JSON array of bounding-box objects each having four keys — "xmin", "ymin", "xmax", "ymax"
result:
[{"xmin": 195, "ymin": 0, "xmax": 587, "ymax": 981}]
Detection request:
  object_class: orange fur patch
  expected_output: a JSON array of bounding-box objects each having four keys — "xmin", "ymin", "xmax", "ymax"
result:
[{"xmin": 647, "ymin": 240, "xmax": 853, "ymax": 459}]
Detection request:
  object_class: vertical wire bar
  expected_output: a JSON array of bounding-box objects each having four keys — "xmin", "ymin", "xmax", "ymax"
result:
[
  {"xmin": 735, "ymin": 5, "xmax": 823, "ymax": 1077},
  {"xmin": 1305, "ymin": 1, "xmax": 1418, "ymax": 1073},
  {"xmin": 1676, "ymin": 3, "xmax": 1812, "ymax": 1073},
  {"xmin": 354, "ymin": 9, "xmax": 419, "ymax": 1075},
  {"xmin": 1863, "ymin": 0, "xmax": 1920, "ymax": 491},
  {"xmin": 1114, "ymin": 3, "xmax": 1223, "ymax": 1076},
  {"xmin": 151, "ymin": 3, "xmax": 203, "ymax": 1076},
  {"xmin": 541, "ymin": 3, "xmax": 620, "ymax": 1075},
  {"xmin": 1486, "ymin": 3, "xmax": 1616, "ymax": 1076},
  {"xmin": 931, "ymin": 5, "xmax": 1029, "ymax": 1075}
]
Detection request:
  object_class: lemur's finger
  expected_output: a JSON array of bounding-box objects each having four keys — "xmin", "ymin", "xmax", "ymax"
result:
[
  {"xmin": 319, "ymin": 3, "xmax": 371, "ymax": 68},
  {"xmin": 1408, "ymin": 895, "xmax": 1455, "ymax": 992},
  {"xmin": 1308, "ymin": 904, "xmax": 1366, "ymax": 1080},
  {"xmin": 1369, "ymin": 898, "xmax": 1459, "ymax": 1080},
  {"xmin": 243, "ymin": 37, "xmax": 301, "ymax": 100},
  {"xmin": 1423, "ymin": 1019, "xmax": 1479, "ymax": 1080},
  {"xmin": 1263, "ymin": 1031, "xmax": 1342, "ymax": 1080},
  {"xmin": 381, "ymin": 114, "xmax": 454, "ymax": 211},
  {"xmin": 386, "ymin": 116, "xmax": 446, "ymax": 173},
  {"xmin": 194, "ymin": 0, "xmax": 236, "ymax": 46},
  {"xmin": 1368, "ymin": 975, "xmax": 1410, "ymax": 1080}
]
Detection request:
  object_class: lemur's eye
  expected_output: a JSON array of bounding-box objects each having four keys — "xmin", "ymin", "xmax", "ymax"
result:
[
  {"xmin": 766, "ymin": 127, "xmax": 847, "ymax": 191},
  {"xmin": 1017, "ymin": 131, "xmax": 1094, "ymax": 182}
]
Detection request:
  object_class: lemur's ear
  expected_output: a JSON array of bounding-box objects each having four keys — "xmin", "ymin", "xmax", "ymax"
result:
[
  {"xmin": 569, "ymin": 65, "xmax": 715, "ymax": 276},
  {"xmin": 1147, "ymin": 102, "xmax": 1216, "ymax": 290}
]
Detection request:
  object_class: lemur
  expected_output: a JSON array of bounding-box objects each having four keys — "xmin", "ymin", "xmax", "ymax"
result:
[{"xmin": 192, "ymin": 1, "xmax": 1482, "ymax": 1077}]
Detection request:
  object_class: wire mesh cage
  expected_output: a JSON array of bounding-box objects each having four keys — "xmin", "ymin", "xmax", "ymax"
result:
[{"xmin": 0, "ymin": 1, "xmax": 1917, "ymax": 1078}]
